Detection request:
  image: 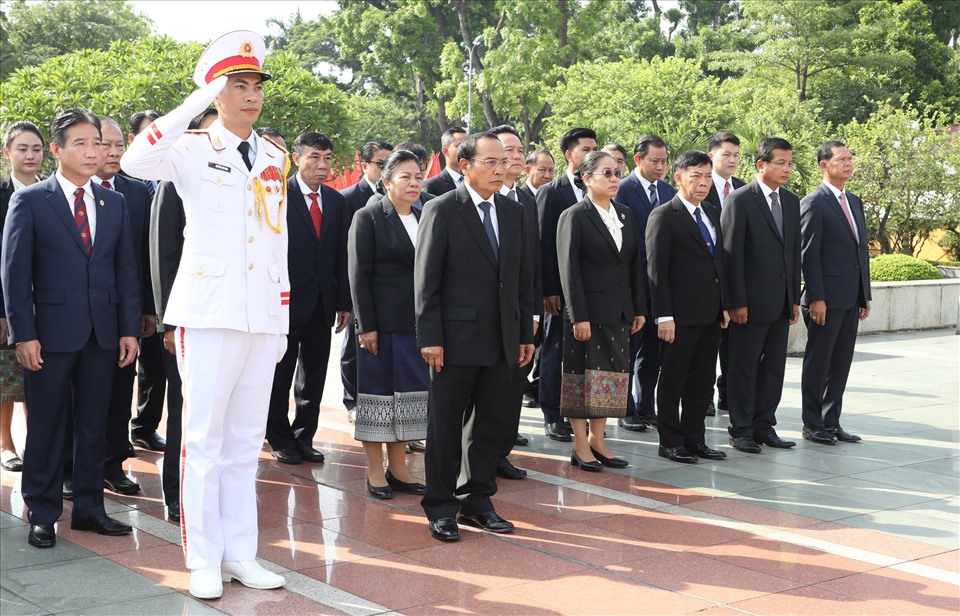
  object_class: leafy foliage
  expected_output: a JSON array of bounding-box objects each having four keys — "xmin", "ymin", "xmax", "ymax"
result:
[{"xmin": 869, "ymin": 254, "xmax": 942, "ymax": 281}]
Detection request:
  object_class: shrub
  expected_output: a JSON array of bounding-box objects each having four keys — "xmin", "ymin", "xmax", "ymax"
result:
[{"xmin": 870, "ymin": 254, "xmax": 942, "ymax": 282}]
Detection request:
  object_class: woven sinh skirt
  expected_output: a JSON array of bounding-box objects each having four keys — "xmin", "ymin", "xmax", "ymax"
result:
[
  {"xmin": 355, "ymin": 332, "xmax": 429, "ymax": 442},
  {"xmin": 560, "ymin": 317, "xmax": 630, "ymax": 419},
  {"xmin": 0, "ymin": 347, "xmax": 25, "ymax": 404}
]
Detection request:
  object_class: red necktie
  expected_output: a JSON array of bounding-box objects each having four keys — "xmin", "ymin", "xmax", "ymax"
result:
[
  {"xmin": 74, "ymin": 188, "xmax": 92, "ymax": 256},
  {"xmin": 308, "ymin": 192, "xmax": 322, "ymax": 239},
  {"xmin": 101, "ymin": 180, "xmax": 111, "ymax": 190},
  {"xmin": 723, "ymin": 180, "xmax": 730, "ymax": 201},
  {"xmin": 838, "ymin": 192, "xmax": 858, "ymax": 241}
]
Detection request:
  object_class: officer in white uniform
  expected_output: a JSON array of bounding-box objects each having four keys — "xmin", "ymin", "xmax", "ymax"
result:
[{"xmin": 121, "ymin": 31, "xmax": 289, "ymax": 600}]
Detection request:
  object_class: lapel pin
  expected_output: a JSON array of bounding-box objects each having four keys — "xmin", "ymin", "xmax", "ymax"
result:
[
  {"xmin": 620, "ymin": 212, "xmax": 625, "ymax": 220},
  {"xmin": 99, "ymin": 200, "xmax": 105, "ymax": 206}
]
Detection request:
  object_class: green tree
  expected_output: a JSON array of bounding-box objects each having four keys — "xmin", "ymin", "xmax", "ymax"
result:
[
  {"xmin": 0, "ymin": 0, "xmax": 152, "ymax": 81},
  {"xmin": 346, "ymin": 94, "xmax": 417, "ymax": 146},
  {"xmin": 840, "ymin": 102, "xmax": 960, "ymax": 255}
]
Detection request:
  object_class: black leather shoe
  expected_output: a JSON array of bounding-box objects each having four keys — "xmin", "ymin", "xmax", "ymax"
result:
[
  {"xmin": 639, "ymin": 415, "xmax": 659, "ymax": 429},
  {"xmin": 457, "ymin": 510, "xmax": 515, "ymax": 534},
  {"xmin": 717, "ymin": 397, "xmax": 729, "ymax": 411},
  {"xmin": 1, "ymin": 456, "xmax": 23, "ymax": 472},
  {"xmin": 690, "ymin": 443, "xmax": 727, "ymax": 460},
  {"xmin": 385, "ymin": 470, "xmax": 427, "ymax": 494},
  {"xmin": 271, "ymin": 447, "xmax": 302, "ymax": 464},
  {"xmin": 521, "ymin": 393, "xmax": 539, "ymax": 408},
  {"xmin": 755, "ymin": 432, "xmax": 796, "ymax": 448},
  {"xmin": 658, "ymin": 446, "xmax": 698, "ymax": 464},
  {"xmin": 62, "ymin": 479, "xmax": 74, "ymax": 501},
  {"xmin": 730, "ymin": 436, "xmax": 762, "ymax": 454},
  {"xmin": 295, "ymin": 441, "xmax": 325, "ymax": 463},
  {"xmin": 544, "ymin": 422, "xmax": 573, "ymax": 442},
  {"xmin": 28, "ymin": 524, "xmax": 56, "ymax": 548},
  {"xmin": 496, "ymin": 459, "xmax": 528, "ymax": 479},
  {"xmin": 826, "ymin": 427, "xmax": 862, "ymax": 442},
  {"xmin": 131, "ymin": 431, "xmax": 166, "ymax": 451},
  {"xmin": 429, "ymin": 517, "xmax": 460, "ymax": 541},
  {"xmin": 406, "ymin": 440, "xmax": 427, "ymax": 452},
  {"xmin": 104, "ymin": 475, "xmax": 141, "ymax": 495},
  {"xmin": 514, "ymin": 434, "xmax": 529, "ymax": 446},
  {"xmin": 590, "ymin": 447, "xmax": 629, "ymax": 468},
  {"xmin": 366, "ymin": 479, "xmax": 393, "ymax": 499},
  {"xmin": 167, "ymin": 503, "xmax": 180, "ymax": 524},
  {"xmin": 71, "ymin": 515, "xmax": 132, "ymax": 536},
  {"xmin": 618, "ymin": 415, "xmax": 647, "ymax": 432},
  {"xmin": 706, "ymin": 400, "xmax": 717, "ymax": 417},
  {"xmin": 802, "ymin": 427, "xmax": 838, "ymax": 445},
  {"xmin": 570, "ymin": 449, "xmax": 603, "ymax": 472}
]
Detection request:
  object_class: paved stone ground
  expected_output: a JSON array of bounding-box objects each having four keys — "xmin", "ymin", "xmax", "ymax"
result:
[{"xmin": 1, "ymin": 328, "xmax": 957, "ymax": 615}]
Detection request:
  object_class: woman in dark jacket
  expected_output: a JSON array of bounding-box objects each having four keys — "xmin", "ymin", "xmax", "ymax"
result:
[
  {"xmin": 348, "ymin": 150, "xmax": 429, "ymax": 499},
  {"xmin": 557, "ymin": 150, "xmax": 647, "ymax": 472}
]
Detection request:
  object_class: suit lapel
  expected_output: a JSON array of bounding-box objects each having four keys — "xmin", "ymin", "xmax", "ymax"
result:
[
  {"xmin": 455, "ymin": 184, "xmax": 498, "ymax": 271},
  {"xmin": 493, "ymin": 194, "xmax": 510, "ymax": 276},
  {"xmin": 821, "ymin": 184, "xmax": 858, "ymax": 243},
  {"xmin": 46, "ymin": 178, "xmax": 88, "ymax": 256},
  {"xmin": 673, "ymin": 197, "xmax": 713, "ymax": 257},
  {"xmin": 382, "ymin": 197, "xmax": 416, "ymax": 260},
  {"xmin": 583, "ymin": 200, "xmax": 622, "ymax": 261},
  {"xmin": 751, "ymin": 182, "xmax": 783, "ymax": 244},
  {"xmin": 558, "ymin": 174, "xmax": 577, "ymax": 206},
  {"xmin": 290, "ymin": 179, "xmax": 320, "ymax": 244}
]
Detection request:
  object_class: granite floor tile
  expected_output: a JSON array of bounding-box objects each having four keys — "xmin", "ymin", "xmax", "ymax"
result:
[
  {"xmin": 791, "ymin": 521, "xmax": 948, "ymax": 561},
  {"xmin": 910, "ymin": 550, "xmax": 960, "ymax": 574},
  {"xmin": 836, "ymin": 509, "xmax": 960, "ymax": 550},
  {"xmin": 495, "ymin": 485, "xmax": 642, "ymax": 522},
  {"xmin": 730, "ymin": 585, "xmax": 912, "ymax": 615},
  {"xmin": 0, "ymin": 587, "xmax": 49, "ymax": 616},
  {"xmin": 256, "ymin": 523, "xmax": 390, "ymax": 571},
  {"xmin": 404, "ymin": 587, "xmax": 565, "ymax": 616},
  {"xmin": 57, "ymin": 591, "xmax": 224, "ymax": 616},
  {"xmin": 0, "ymin": 527, "xmax": 92, "ymax": 570},
  {"xmin": 729, "ymin": 486, "xmax": 885, "ymax": 521},
  {"xmin": 590, "ymin": 509, "xmax": 751, "ymax": 552},
  {"xmin": 508, "ymin": 520, "xmax": 672, "ymax": 567},
  {"xmin": 816, "ymin": 566, "xmax": 960, "ymax": 615}
]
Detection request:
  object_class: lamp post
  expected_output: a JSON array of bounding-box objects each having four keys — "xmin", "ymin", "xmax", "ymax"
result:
[{"xmin": 462, "ymin": 35, "xmax": 483, "ymax": 133}]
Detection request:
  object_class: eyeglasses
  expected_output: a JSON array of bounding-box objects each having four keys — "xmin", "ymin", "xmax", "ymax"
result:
[
  {"xmin": 588, "ymin": 169, "xmax": 623, "ymax": 179},
  {"xmin": 371, "ymin": 161, "xmax": 386, "ymax": 169},
  {"xmin": 471, "ymin": 158, "xmax": 510, "ymax": 169},
  {"xmin": 766, "ymin": 161, "xmax": 796, "ymax": 169}
]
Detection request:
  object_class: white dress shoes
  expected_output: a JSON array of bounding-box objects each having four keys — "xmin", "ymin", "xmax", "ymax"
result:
[
  {"xmin": 189, "ymin": 568, "xmax": 223, "ymax": 599},
  {"xmin": 221, "ymin": 560, "xmax": 286, "ymax": 589}
]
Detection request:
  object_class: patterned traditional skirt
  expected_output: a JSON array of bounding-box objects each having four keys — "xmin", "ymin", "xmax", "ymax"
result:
[
  {"xmin": 560, "ymin": 317, "xmax": 630, "ymax": 419},
  {"xmin": 355, "ymin": 331, "xmax": 429, "ymax": 442},
  {"xmin": 0, "ymin": 347, "xmax": 25, "ymax": 404}
]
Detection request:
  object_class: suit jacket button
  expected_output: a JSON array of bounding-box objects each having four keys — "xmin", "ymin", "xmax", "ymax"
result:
[
  {"xmin": 714, "ymin": 278, "xmax": 719, "ymax": 283},
  {"xmin": 89, "ymin": 288, "xmax": 95, "ymax": 294},
  {"xmin": 499, "ymin": 282, "xmax": 504, "ymax": 288},
  {"xmin": 248, "ymin": 236, "xmax": 254, "ymax": 243},
  {"xmin": 196, "ymin": 268, "xmax": 204, "ymax": 276},
  {"xmin": 247, "ymin": 210, "xmax": 253, "ymax": 216}
]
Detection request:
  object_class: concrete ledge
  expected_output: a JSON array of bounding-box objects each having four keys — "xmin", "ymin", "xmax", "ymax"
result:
[{"xmin": 787, "ymin": 278, "xmax": 960, "ymax": 354}]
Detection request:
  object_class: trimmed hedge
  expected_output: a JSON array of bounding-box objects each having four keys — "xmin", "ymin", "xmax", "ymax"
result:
[{"xmin": 870, "ymin": 254, "xmax": 942, "ymax": 282}]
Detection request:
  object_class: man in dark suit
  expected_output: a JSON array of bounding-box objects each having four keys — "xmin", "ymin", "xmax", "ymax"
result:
[
  {"xmin": 799, "ymin": 141, "xmax": 871, "ymax": 445},
  {"xmin": 704, "ymin": 132, "xmax": 747, "ymax": 415},
  {"xmin": 416, "ymin": 132, "xmax": 534, "ymax": 542},
  {"xmin": 536, "ymin": 128, "xmax": 597, "ymax": 442},
  {"xmin": 267, "ymin": 132, "xmax": 351, "ymax": 464},
  {"xmin": 645, "ymin": 150, "xmax": 729, "ymax": 465},
  {"xmin": 422, "ymin": 127, "xmax": 467, "ymax": 197},
  {"xmin": 3, "ymin": 108, "xmax": 140, "ymax": 548},
  {"xmin": 615, "ymin": 135, "xmax": 676, "ymax": 432},
  {"xmin": 94, "ymin": 117, "xmax": 156, "ymax": 494},
  {"xmin": 519, "ymin": 148, "xmax": 554, "ymax": 203},
  {"xmin": 339, "ymin": 139, "xmax": 393, "ymax": 420},
  {"xmin": 721, "ymin": 137, "xmax": 801, "ymax": 454}
]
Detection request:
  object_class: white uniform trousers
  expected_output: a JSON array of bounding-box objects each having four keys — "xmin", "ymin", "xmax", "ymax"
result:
[{"xmin": 175, "ymin": 326, "xmax": 282, "ymax": 570}]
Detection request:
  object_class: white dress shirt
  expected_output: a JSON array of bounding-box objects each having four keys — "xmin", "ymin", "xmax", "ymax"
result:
[
  {"xmin": 11, "ymin": 175, "xmax": 38, "ymax": 192},
  {"xmin": 711, "ymin": 171, "xmax": 733, "ymax": 207},
  {"xmin": 757, "ymin": 179, "xmax": 781, "ymax": 215},
  {"xmin": 296, "ymin": 174, "xmax": 323, "ymax": 213},
  {"xmin": 217, "ymin": 127, "xmax": 258, "ymax": 168},
  {"xmin": 55, "ymin": 171, "xmax": 96, "ymax": 242},
  {"xmin": 464, "ymin": 182, "xmax": 499, "ymax": 243},
  {"xmin": 566, "ymin": 170, "xmax": 584, "ymax": 202},
  {"xmin": 445, "ymin": 166, "xmax": 463, "ymax": 186}
]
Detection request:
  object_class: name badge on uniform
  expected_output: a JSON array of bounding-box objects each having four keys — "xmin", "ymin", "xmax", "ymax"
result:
[{"xmin": 208, "ymin": 162, "xmax": 231, "ymax": 173}]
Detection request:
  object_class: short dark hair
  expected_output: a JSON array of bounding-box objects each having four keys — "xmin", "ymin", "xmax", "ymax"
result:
[
  {"xmin": 572, "ymin": 150, "xmax": 616, "ymax": 190},
  {"xmin": 98, "ymin": 116, "xmax": 124, "ymax": 136},
  {"xmin": 360, "ymin": 139, "xmax": 393, "ymax": 163},
  {"xmin": 49, "ymin": 108, "xmax": 101, "ymax": 147},
  {"xmin": 188, "ymin": 108, "xmax": 218, "ymax": 131},
  {"xmin": 525, "ymin": 148, "xmax": 553, "ymax": 166},
  {"xmin": 559, "ymin": 128, "xmax": 597, "ymax": 155},
  {"xmin": 633, "ymin": 135, "xmax": 667, "ymax": 158},
  {"xmin": 754, "ymin": 137, "xmax": 793, "ymax": 164},
  {"xmin": 817, "ymin": 140, "xmax": 846, "ymax": 164},
  {"xmin": 395, "ymin": 141, "xmax": 429, "ymax": 167},
  {"xmin": 602, "ymin": 143, "xmax": 627, "ymax": 159},
  {"xmin": 491, "ymin": 124, "xmax": 520, "ymax": 140},
  {"xmin": 440, "ymin": 127, "xmax": 467, "ymax": 149},
  {"xmin": 293, "ymin": 131, "xmax": 334, "ymax": 154},
  {"xmin": 129, "ymin": 109, "xmax": 161, "ymax": 136},
  {"xmin": 3, "ymin": 120, "xmax": 45, "ymax": 149},
  {"xmin": 672, "ymin": 150, "xmax": 713, "ymax": 175},
  {"xmin": 381, "ymin": 150, "xmax": 422, "ymax": 182},
  {"xmin": 457, "ymin": 131, "xmax": 499, "ymax": 163},
  {"xmin": 707, "ymin": 131, "xmax": 740, "ymax": 153},
  {"xmin": 256, "ymin": 127, "xmax": 284, "ymax": 141}
]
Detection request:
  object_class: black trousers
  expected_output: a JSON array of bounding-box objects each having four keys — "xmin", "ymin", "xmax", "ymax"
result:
[
  {"xmin": 422, "ymin": 359, "xmax": 513, "ymax": 520},
  {"xmin": 538, "ymin": 310, "xmax": 564, "ymax": 425},
  {"xmin": 801, "ymin": 305, "xmax": 860, "ymax": 431},
  {"xmin": 626, "ymin": 320, "xmax": 660, "ymax": 418},
  {"xmin": 160, "ymin": 342, "xmax": 183, "ymax": 508},
  {"xmin": 656, "ymin": 323, "xmax": 720, "ymax": 448},
  {"xmin": 340, "ymin": 325, "xmax": 358, "ymax": 411},
  {"xmin": 23, "ymin": 336, "xmax": 115, "ymax": 524},
  {"xmin": 726, "ymin": 317, "xmax": 789, "ymax": 439},
  {"xmin": 500, "ymin": 356, "xmax": 535, "ymax": 459},
  {"xmin": 714, "ymin": 327, "xmax": 730, "ymax": 403},
  {"xmin": 266, "ymin": 316, "xmax": 332, "ymax": 451},
  {"xmin": 104, "ymin": 361, "xmax": 136, "ymax": 478},
  {"xmin": 131, "ymin": 332, "xmax": 166, "ymax": 435}
]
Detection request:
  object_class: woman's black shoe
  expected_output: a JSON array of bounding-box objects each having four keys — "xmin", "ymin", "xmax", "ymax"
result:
[
  {"xmin": 385, "ymin": 470, "xmax": 426, "ymax": 495},
  {"xmin": 589, "ymin": 447, "xmax": 629, "ymax": 469},
  {"xmin": 570, "ymin": 450, "xmax": 603, "ymax": 472},
  {"xmin": 366, "ymin": 478, "xmax": 393, "ymax": 499}
]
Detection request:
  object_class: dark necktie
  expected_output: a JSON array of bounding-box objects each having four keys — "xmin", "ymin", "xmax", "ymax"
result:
[
  {"xmin": 238, "ymin": 141, "xmax": 253, "ymax": 171},
  {"xmin": 694, "ymin": 208, "xmax": 715, "ymax": 256},
  {"xmin": 74, "ymin": 188, "xmax": 92, "ymax": 256},
  {"xmin": 648, "ymin": 183, "xmax": 659, "ymax": 207},
  {"xmin": 101, "ymin": 180, "xmax": 111, "ymax": 190},
  {"xmin": 478, "ymin": 201, "xmax": 499, "ymax": 262},
  {"xmin": 769, "ymin": 191, "xmax": 784, "ymax": 240},
  {"xmin": 308, "ymin": 192, "xmax": 322, "ymax": 239},
  {"xmin": 507, "ymin": 188, "xmax": 516, "ymax": 202}
]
